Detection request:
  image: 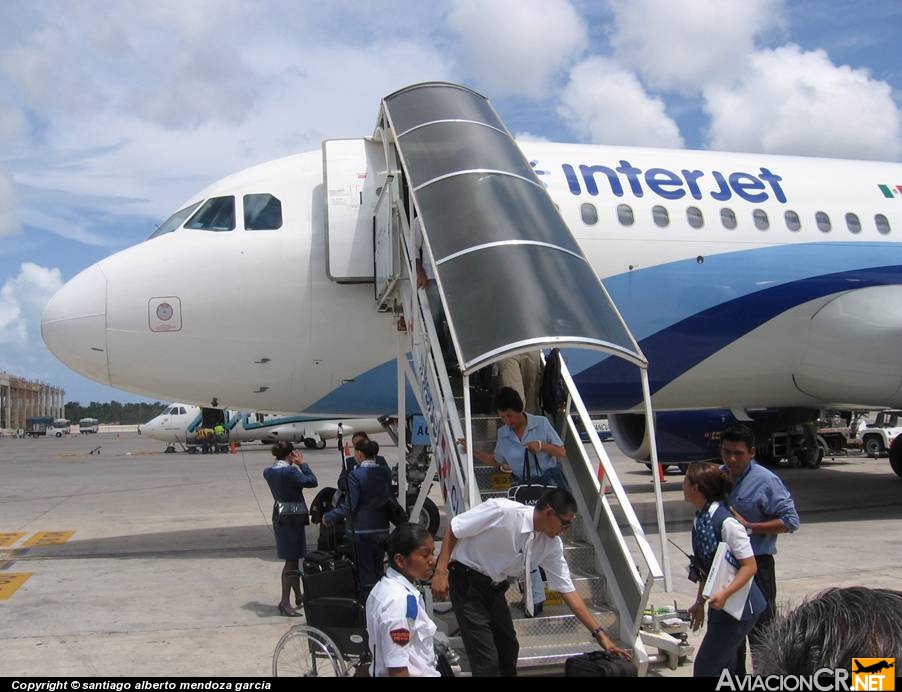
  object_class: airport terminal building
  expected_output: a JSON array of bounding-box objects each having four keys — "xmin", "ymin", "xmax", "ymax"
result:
[{"xmin": 0, "ymin": 370, "xmax": 65, "ymax": 432}]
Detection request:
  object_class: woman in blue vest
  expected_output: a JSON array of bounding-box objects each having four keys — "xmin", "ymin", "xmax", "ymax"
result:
[
  {"xmin": 340, "ymin": 437, "xmax": 393, "ymax": 597},
  {"xmin": 263, "ymin": 440, "xmax": 318, "ymax": 617},
  {"xmin": 683, "ymin": 461, "xmax": 767, "ymax": 677}
]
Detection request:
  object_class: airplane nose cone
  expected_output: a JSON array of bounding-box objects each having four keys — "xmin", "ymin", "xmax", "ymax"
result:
[{"xmin": 41, "ymin": 264, "xmax": 110, "ymax": 384}]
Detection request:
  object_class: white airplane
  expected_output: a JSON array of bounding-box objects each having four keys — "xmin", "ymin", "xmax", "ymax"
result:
[
  {"xmin": 41, "ymin": 82, "xmax": 902, "ymax": 477},
  {"xmin": 141, "ymin": 403, "xmax": 387, "ymax": 451}
]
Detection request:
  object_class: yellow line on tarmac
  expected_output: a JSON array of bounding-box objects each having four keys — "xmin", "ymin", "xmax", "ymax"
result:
[
  {"xmin": 22, "ymin": 531, "xmax": 75, "ymax": 547},
  {"xmin": 0, "ymin": 532, "xmax": 26, "ymax": 547},
  {"xmin": 0, "ymin": 572, "xmax": 31, "ymax": 600}
]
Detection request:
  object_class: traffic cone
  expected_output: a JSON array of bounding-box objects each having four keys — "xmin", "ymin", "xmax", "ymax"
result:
[
  {"xmin": 597, "ymin": 464, "xmax": 611, "ymax": 494},
  {"xmin": 657, "ymin": 462, "xmax": 666, "ymax": 483},
  {"xmin": 344, "ymin": 441, "xmax": 351, "ymax": 457},
  {"xmin": 229, "ymin": 441, "xmax": 237, "ymax": 454}
]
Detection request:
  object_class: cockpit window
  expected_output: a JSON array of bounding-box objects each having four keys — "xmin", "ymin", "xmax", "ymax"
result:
[
  {"xmin": 244, "ymin": 193, "xmax": 283, "ymax": 230},
  {"xmin": 148, "ymin": 201, "xmax": 203, "ymax": 239},
  {"xmin": 184, "ymin": 196, "xmax": 236, "ymax": 232}
]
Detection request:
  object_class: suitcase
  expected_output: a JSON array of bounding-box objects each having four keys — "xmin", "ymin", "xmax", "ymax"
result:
[
  {"xmin": 302, "ymin": 549, "xmax": 353, "ymax": 575},
  {"xmin": 564, "ymin": 650, "xmax": 638, "ymax": 677}
]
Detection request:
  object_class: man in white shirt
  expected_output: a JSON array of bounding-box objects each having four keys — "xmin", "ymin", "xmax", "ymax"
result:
[{"xmin": 431, "ymin": 489, "xmax": 631, "ymax": 677}]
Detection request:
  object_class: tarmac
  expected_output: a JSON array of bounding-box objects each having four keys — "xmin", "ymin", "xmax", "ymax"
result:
[{"xmin": 1, "ymin": 431, "xmax": 900, "ymax": 677}]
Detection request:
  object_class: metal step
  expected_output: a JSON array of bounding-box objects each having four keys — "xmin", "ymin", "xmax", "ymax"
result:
[{"xmin": 513, "ymin": 609, "xmax": 618, "ymax": 648}]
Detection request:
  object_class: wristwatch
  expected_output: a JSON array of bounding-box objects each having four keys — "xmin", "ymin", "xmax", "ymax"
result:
[{"xmin": 591, "ymin": 626, "xmax": 606, "ymax": 638}]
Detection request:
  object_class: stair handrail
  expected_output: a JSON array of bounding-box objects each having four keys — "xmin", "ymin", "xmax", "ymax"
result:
[{"xmin": 558, "ymin": 355, "xmax": 664, "ymax": 583}]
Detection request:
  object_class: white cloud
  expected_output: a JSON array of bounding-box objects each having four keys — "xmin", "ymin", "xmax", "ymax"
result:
[
  {"xmin": 447, "ymin": 0, "xmax": 587, "ymax": 99},
  {"xmin": 0, "ymin": 5, "xmax": 454, "ymax": 234},
  {"xmin": 609, "ymin": 0, "xmax": 786, "ymax": 93},
  {"xmin": 705, "ymin": 45, "xmax": 902, "ymax": 160},
  {"xmin": 558, "ymin": 57, "xmax": 685, "ymax": 148},
  {"xmin": 0, "ymin": 263, "xmax": 62, "ymax": 349},
  {"xmin": 0, "ymin": 171, "xmax": 21, "ymax": 236}
]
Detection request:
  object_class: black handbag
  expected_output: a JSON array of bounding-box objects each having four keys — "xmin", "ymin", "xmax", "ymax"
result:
[
  {"xmin": 275, "ymin": 498, "xmax": 310, "ymax": 525},
  {"xmin": 507, "ymin": 449, "xmax": 554, "ymax": 506}
]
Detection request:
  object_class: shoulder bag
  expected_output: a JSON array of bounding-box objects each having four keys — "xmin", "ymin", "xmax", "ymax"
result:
[
  {"xmin": 507, "ymin": 449, "xmax": 554, "ymax": 506},
  {"xmin": 276, "ymin": 497, "xmax": 310, "ymax": 526}
]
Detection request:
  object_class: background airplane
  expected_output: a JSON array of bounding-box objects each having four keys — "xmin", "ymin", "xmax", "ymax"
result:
[
  {"xmin": 41, "ymin": 82, "xmax": 902, "ymax": 477},
  {"xmin": 141, "ymin": 403, "xmax": 388, "ymax": 453}
]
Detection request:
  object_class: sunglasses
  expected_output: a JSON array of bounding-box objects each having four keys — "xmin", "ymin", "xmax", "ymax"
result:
[{"xmin": 555, "ymin": 512, "xmax": 574, "ymax": 529}]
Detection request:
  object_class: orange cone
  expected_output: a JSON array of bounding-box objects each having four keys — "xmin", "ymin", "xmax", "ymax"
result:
[
  {"xmin": 597, "ymin": 464, "xmax": 611, "ymax": 494},
  {"xmin": 229, "ymin": 441, "xmax": 237, "ymax": 454}
]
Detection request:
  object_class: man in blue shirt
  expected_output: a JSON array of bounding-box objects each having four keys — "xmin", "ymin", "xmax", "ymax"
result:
[
  {"xmin": 720, "ymin": 424, "xmax": 800, "ymax": 674},
  {"xmin": 465, "ymin": 387, "xmax": 569, "ymax": 615}
]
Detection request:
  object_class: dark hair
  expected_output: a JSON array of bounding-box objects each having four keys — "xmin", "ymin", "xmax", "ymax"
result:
[
  {"xmin": 494, "ymin": 386, "xmax": 524, "ymax": 414},
  {"xmin": 758, "ymin": 587, "xmax": 902, "ymax": 675},
  {"xmin": 720, "ymin": 424, "xmax": 755, "ymax": 451},
  {"xmin": 536, "ymin": 488, "xmax": 577, "ymax": 515},
  {"xmin": 684, "ymin": 461, "xmax": 732, "ymax": 502},
  {"xmin": 388, "ymin": 522, "xmax": 431, "ymax": 569},
  {"xmin": 271, "ymin": 440, "xmax": 295, "ymax": 460},
  {"xmin": 354, "ymin": 438, "xmax": 379, "ymax": 458},
  {"xmin": 351, "ymin": 431, "xmax": 370, "ymax": 444}
]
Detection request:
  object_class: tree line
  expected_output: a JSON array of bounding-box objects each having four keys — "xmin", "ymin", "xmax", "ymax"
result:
[{"xmin": 64, "ymin": 401, "xmax": 167, "ymax": 425}]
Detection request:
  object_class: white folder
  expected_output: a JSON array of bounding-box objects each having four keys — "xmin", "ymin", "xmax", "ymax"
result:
[{"xmin": 702, "ymin": 542, "xmax": 752, "ymax": 620}]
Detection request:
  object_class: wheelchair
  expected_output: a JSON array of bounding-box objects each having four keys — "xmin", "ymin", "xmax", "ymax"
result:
[
  {"xmin": 273, "ymin": 554, "xmax": 369, "ymax": 677},
  {"xmin": 272, "ymin": 560, "xmax": 456, "ymax": 677}
]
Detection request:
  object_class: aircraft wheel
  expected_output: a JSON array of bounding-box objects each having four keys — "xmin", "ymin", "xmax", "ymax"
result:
[
  {"xmin": 304, "ymin": 437, "xmax": 317, "ymax": 449},
  {"xmin": 315, "ymin": 438, "xmax": 327, "ymax": 449},
  {"xmin": 410, "ymin": 497, "xmax": 441, "ymax": 536},
  {"xmin": 889, "ymin": 439, "xmax": 902, "ymax": 479}
]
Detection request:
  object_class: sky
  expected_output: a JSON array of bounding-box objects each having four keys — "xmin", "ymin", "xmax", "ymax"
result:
[{"xmin": 0, "ymin": 0, "xmax": 900, "ymax": 405}]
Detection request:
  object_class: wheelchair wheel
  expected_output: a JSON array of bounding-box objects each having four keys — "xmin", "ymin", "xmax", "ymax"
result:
[{"xmin": 273, "ymin": 625, "xmax": 346, "ymax": 677}]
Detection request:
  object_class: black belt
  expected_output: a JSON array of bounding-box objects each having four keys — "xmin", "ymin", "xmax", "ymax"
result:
[{"xmin": 449, "ymin": 561, "xmax": 509, "ymax": 589}]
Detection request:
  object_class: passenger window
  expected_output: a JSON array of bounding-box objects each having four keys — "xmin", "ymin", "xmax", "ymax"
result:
[
  {"xmin": 816, "ymin": 211, "xmax": 831, "ymax": 233},
  {"xmin": 244, "ymin": 193, "xmax": 283, "ymax": 230},
  {"xmin": 184, "ymin": 196, "xmax": 236, "ymax": 232},
  {"xmin": 845, "ymin": 213, "xmax": 861, "ymax": 234},
  {"xmin": 580, "ymin": 202, "xmax": 598, "ymax": 225},
  {"xmin": 652, "ymin": 205, "xmax": 669, "ymax": 227},
  {"xmin": 617, "ymin": 204, "xmax": 634, "ymax": 226},
  {"xmin": 753, "ymin": 209, "xmax": 769, "ymax": 230},
  {"xmin": 876, "ymin": 214, "xmax": 891, "ymax": 234},
  {"xmin": 720, "ymin": 208, "xmax": 737, "ymax": 230},
  {"xmin": 148, "ymin": 201, "xmax": 203, "ymax": 239},
  {"xmin": 784, "ymin": 210, "xmax": 801, "ymax": 231},
  {"xmin": 687, "ymin": 206, "xmax": 704, "ymax": 228},
  {"xmin": 178, "ymin": 407, "xmax": 186, "ymax": 415}
]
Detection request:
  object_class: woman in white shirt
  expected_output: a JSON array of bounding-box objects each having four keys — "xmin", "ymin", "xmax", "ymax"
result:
[
  {"xmin": 683, "ymin": 462, "xmax": 767, "ymax": 677},
  {"xmin": 366, "ymin": 523, "xmax": 441, "ymax": 677}
]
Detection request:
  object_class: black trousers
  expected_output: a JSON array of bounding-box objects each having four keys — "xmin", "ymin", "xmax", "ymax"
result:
[
  {"xmin": 449, "ymin": 562, "xmax": 518, "ymax": 677},
  {"xmin": 736, "ymin": 554, "xmax": 776, "ymax": 674}
]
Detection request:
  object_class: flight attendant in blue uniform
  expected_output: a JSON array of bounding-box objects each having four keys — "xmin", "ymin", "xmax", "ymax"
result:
[{"xmin": 263, "ymin": 440, "xmax": 318, "ymax": 616}]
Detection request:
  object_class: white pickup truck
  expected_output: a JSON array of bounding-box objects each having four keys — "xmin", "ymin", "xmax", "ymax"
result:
[{"xmin": 858, "ymin": 410, "xmax": 902, "ymax": 457}]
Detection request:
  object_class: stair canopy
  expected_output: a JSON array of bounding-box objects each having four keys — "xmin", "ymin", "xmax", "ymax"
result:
[{"xmin": 378, "ymin": 82, "xmax": 645, "ymax": 374}]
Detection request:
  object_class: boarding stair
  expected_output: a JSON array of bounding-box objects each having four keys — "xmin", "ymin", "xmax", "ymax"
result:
[{"xmin": 325, "ymin": 82, "xmax": 668, "ymax": 675}]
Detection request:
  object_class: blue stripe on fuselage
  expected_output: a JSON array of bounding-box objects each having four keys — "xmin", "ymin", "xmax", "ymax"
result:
[
  {"xmin": 308, "ymin": 243, "xmax": 902, "ymax": 415},
  {"xmin": 576, "ymin": 262, "xmax": 902, "ymax": 410}
]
